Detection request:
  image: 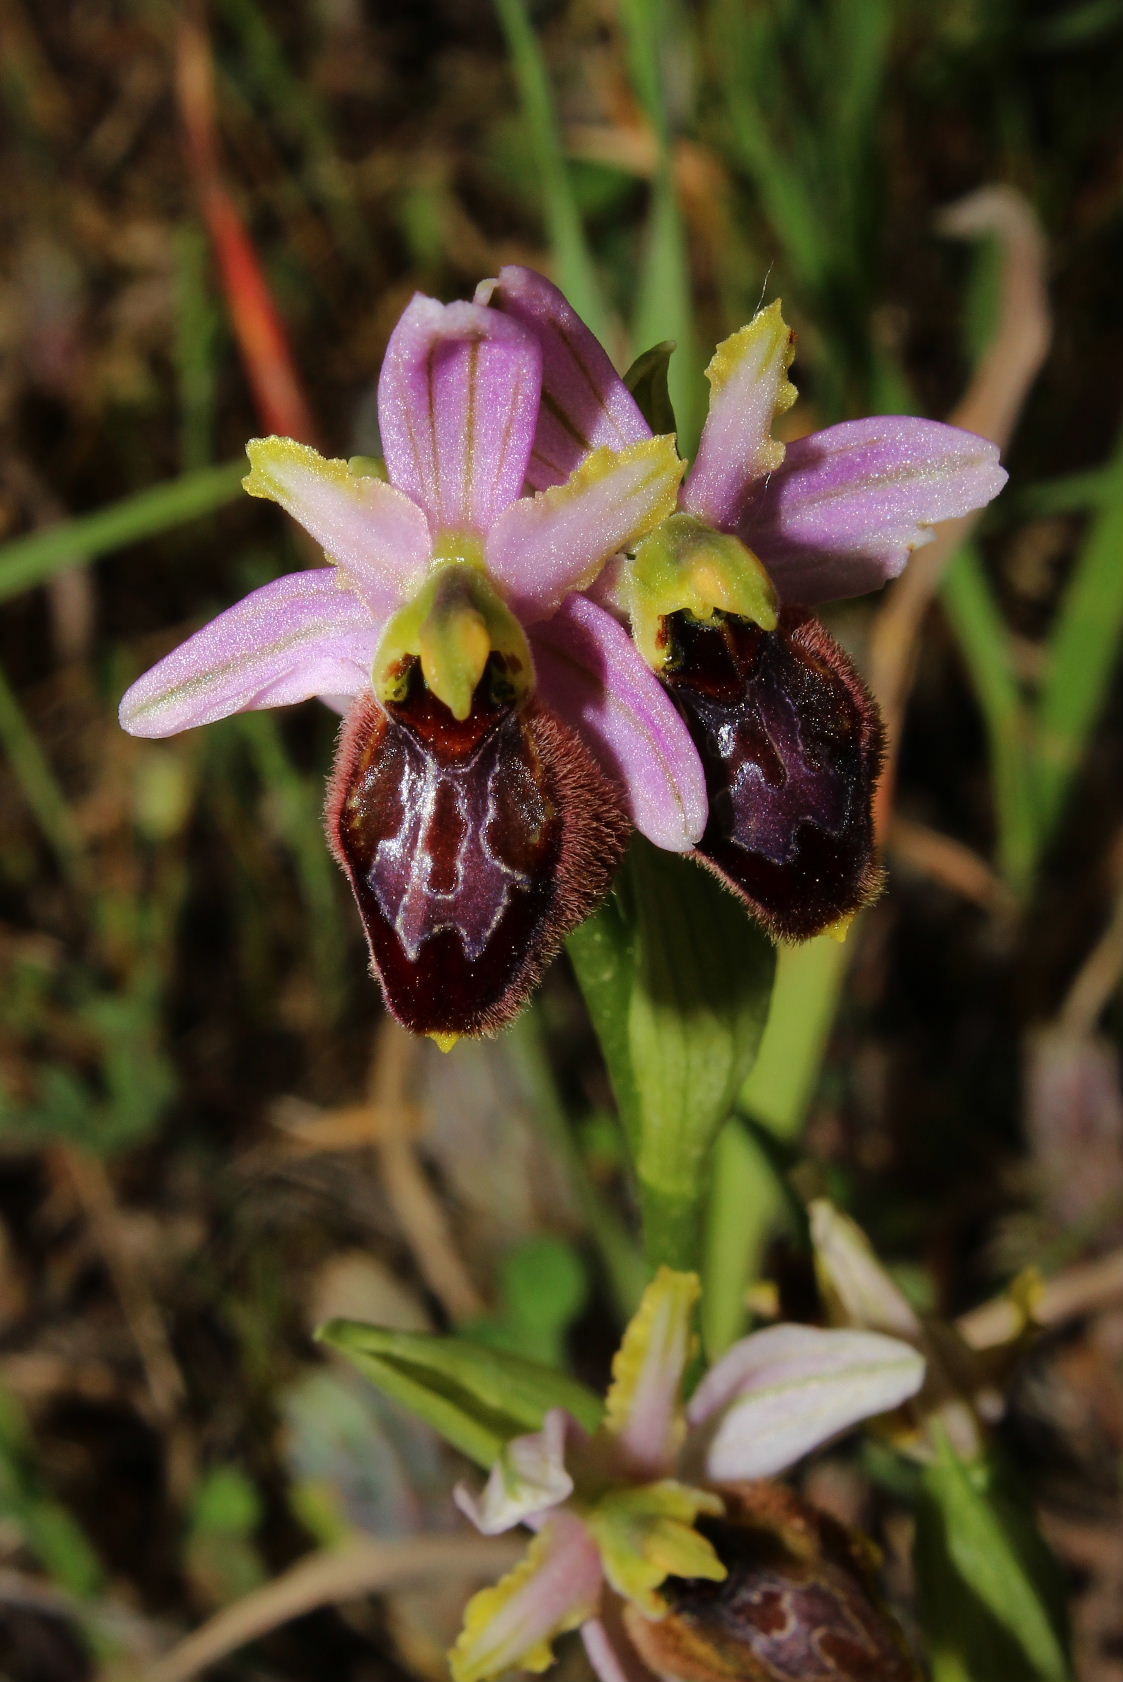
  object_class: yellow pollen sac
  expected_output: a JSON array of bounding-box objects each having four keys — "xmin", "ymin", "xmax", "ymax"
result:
[
  {"xmin": 372, "ymin": 558, "xmax": 535, "ymax": 721},
  {"xmin": 428, "ymin": 1031, "xmax": 461, "ymax": 1053},
  {"xmin": 627, "ymin": 512, "xmax": 780, "ymax": 671}
]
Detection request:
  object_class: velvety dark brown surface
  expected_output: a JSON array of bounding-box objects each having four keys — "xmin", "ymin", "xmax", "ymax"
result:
[
  {"xmin": 326, "ymin": 667, "xmax": 629, "ymax": 1036},
  {"xmin": 625, "ymin": 1482, "xmax": 920, "ymax": 1682},
  {"xmin": 663, "ymin": 609, "xmax": 885, "ymax": 940}
]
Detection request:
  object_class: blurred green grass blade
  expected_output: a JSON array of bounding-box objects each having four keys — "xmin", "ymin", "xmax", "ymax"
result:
[
  {"xmin": 217, "ymin": 0, "xmax": 368, "ymax": 257},
  {"xmin": 618, "ymin": 0, "xmax": 702, "ymax": 447},
  {"xmin": 701, "ymin": 1118, "xmax": 781, "ymax": 1357},
  {"xmin": 176, "ymin": 225, "xmax": 221, "ymax": 473},
  {"xmin": 827, "ymin": 0, "xmax": 891, "ymax": 170},
  {"xmin": 0, "ymin": 462, "xmax": 245, "ymax": 604},
  {"xmin": 940, "ymin": 544, "xmax": 1039, "ymax": 896},
  {"xmin": 492, "ymin": 0, "xmax": 608, "ymax": 340},
  {"xmin": 916, "ymin": 1436, "xmax": 1072, "ymax": 1682},
  {"xmin": 632, "ymin": 180, "xmax": 702, "ymax": 450},
  {"xmin": 1033, "ymin": 437, "xmax": 1123, "ymax": 848},
  {"xmin": 0, "ymin": 661, "xmax": 87, "ymax": 886},
  {"xmin": 740, "ymin": 936, "xmax": 850, "ymax": 1134},
  {"xmin": 705, "ymin": 0, "xmax": 825, "ymax": 297},
  {"xmin": 1018, "ymin": 463, "xmax": 1119, "ymax": 516}
]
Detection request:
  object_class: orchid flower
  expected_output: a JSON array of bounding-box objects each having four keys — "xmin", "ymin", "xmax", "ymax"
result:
[
  {"xmin": 119, "ymin": 295, "xmax": 705, "ymax": 1041},
  {"xmin": 479, "ymin": 268, "xmax": 1009, "ymax": 940},
  {"xmin": 450, "ymin": 1268, "xmax": 925, "ymax": 1682}
]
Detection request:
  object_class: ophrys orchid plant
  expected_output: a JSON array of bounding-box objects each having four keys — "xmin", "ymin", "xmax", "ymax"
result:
[
  {"xmin": 120, "ymin": 272, "xmax": 1007, "ymax": 1036},
  {"xmin": 446, "ymin": 1268, "xmax": 924, "ymax": 1682},
  {"xmin": 480, "ymin": 267, "xmax": 1008, "ymax": 941},
  {"xmin": 119, "ymin": 295, "xmax": 703, "ymax": 1042}
]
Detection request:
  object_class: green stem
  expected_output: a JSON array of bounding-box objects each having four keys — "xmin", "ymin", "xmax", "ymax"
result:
[{"xmin": 640, "ymin": 1180, "xmax": 705, "ymax": 1272}]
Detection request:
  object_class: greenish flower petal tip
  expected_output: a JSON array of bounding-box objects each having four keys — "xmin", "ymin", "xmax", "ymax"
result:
[{"xmin": 119, "ymin": 273, "xmax": 1006, "ymax": 1042}]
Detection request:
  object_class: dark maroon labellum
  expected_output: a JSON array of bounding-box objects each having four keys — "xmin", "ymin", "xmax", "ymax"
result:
[
  {"xmin": 662, "ymin": 607, "xmax": 885, "ymax": 940},
  {"xmin": 326, "ymin": 661, "xmax": 629, "ymax": 1038},
  {"xmin": 624, "ymin": 1482, "xmax": 920, "ymax": 1682}
]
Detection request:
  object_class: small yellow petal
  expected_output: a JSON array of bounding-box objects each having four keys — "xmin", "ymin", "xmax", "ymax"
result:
[
  {"xmin": 449, "ymin": 1526, "xmax": 597, "ymax": 1682},
  {"xmin": 244, "ymin": 436, "xmax": 356, "ymax": 503},
  {"xmin": 586, "ymin": 1481, "xmax": 726, "ymax": 1618},
  {"xmin": 603, "ymin": 1267, "xmax": 700, "ymax": 1461}
]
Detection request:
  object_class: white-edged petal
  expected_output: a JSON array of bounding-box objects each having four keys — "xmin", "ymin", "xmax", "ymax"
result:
[
  {"xmin": 454, "ymin": 1410, "xmax": 576, "ymax": 1537},
  {"xmin": 450, "ymin": 1511, "xmax": 602, "ymax": 1682},
  {"xmin": 686, "ymin": 1323, "xmax": 925, "ymax": 1483}
]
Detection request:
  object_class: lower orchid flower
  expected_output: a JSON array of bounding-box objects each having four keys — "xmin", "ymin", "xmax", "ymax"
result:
[
  {"xmin": 480, "ymin": 267, "xmax": 1009, "ymax": 940},
  {"xmin": 450, "ymin": 1268, "xmax": 925, "ymax": 1682},
  {"xmin": 119, "ymin": 293, "xmax": 704, "ymax": 1040}
]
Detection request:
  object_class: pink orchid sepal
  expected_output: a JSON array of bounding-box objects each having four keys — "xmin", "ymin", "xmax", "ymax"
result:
[
  {"xmin": 449, "ymin": 1268, "xmax": 925, "ymax": 1682},
  {"xmin": 481, "ymin": 267, "xmax": 1008, "ymax": 943},
  {"xmin": 119, "ymin": 292, "xmax": 708, "ymax": 1039}
]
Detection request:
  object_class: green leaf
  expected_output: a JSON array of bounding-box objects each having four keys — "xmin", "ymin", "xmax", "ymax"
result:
[
  {"xmin": 914, "ymin": 1435, "xmax": 1072, "ymax": 1682},
  {"xmin": 567, "ymin": 883, "xmax": 640, "ymax": 1148},
  {"xmin": 940, "ymin": 544, "xmax": 1038, "ymax": 897},
  {"xmin": 1034, "ymin": 435, "xmax": 1123, "ymax": 851},
  {"xmin": 623, "ymin": 342, "xmax": 678, "ymax": 437},
  {"xmin": 318, "ymin": 1322, "xmax": 603, "ymax": 1469},
  {"xmin": 465, "ymin": 1236, "xmax": 589, "ymax": 1368},
  {"xmin": 0, "ymin": 1388, "xmax": 104, "ymax": 1598},
  {"xmin": 626, "ymin": 839, "xmax": 775, "ymax": 1268}
]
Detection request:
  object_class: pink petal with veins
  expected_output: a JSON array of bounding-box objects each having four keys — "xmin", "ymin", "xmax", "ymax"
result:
[{"xmin": 378, "ymin": 295, "xmax": 541, "ymax": 536}]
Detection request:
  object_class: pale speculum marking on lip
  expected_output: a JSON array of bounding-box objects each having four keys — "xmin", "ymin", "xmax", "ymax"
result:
[{"xmin": 364, "ymin": 705, "xmax": 541, "ymax": 964}]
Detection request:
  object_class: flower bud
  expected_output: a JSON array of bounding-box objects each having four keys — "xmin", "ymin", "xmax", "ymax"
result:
[
  {"xmin": 622, "ymin": 1481, "xmax": 920, "ymax": 1682},
  {"xmin": 662, "ymin": 609, "xmax": 884, "ymax": 941}
]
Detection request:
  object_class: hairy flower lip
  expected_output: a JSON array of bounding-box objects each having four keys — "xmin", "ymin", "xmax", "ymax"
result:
[
  {"xmin": 664, "ymin": 608, "xmax": 886, "ymax": 943},
  {"xmin": 326, "ymin": 678, "xmax": 630, "ymax": 1039}
]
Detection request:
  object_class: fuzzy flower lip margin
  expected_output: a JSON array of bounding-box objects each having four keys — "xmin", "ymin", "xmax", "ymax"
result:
[
  {"xmin": 117, "ymin": 293, "xmax": 707, "ymax": 855},
  {"xmin": 478, "ymin": 264, "xmax": 1009, "ymax": 609},
  {"xmin": 449, "ymin": 1268, "xmax": 925, "ymax": 1682}
]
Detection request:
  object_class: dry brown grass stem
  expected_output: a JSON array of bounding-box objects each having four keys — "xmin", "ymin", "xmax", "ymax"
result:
[
  {"xmin": 145, "ymin": 1533, "xmax": 521, "ymax": 1682},
  {"xmin": 59, "ymin": 1150, "xmax": 196, "ymax": 1502},
  {"xmin": 365, "ymin": 1019, "xmax": 487, "ymax": 1324},
  {"xmin": 957, "ymin": 1245, "xmax": 1123, "ymax": 1351},
  {"xmin": 870, "ymin": 186, "xmax": 1052, "ymax": 843}
]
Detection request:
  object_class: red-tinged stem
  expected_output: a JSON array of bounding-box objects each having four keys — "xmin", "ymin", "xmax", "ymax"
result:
[{"xmin": 174, "ymin": 10, "xmax": 319, "ymax": 447}]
